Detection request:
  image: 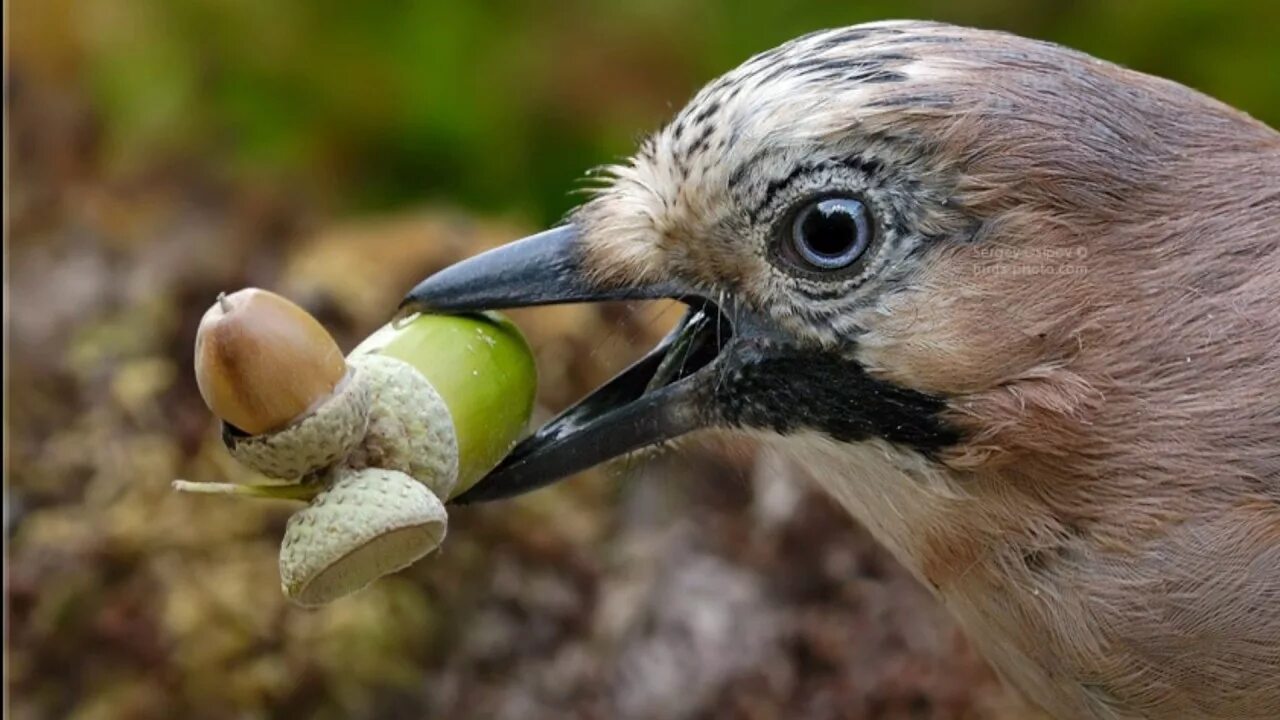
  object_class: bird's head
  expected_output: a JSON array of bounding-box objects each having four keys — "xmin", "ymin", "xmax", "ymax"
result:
[{"xmin": 403, "ymin": 21, "xmax": 1279, "ymax": 509}]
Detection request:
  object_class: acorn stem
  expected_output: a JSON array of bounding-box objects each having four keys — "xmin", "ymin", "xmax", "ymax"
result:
[{"xmin": 172, "ymin": 479, "xmax": 321, "ymax": 502}]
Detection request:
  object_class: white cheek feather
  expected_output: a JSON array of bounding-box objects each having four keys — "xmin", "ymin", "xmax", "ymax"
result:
[{"xmin": 760, "ymin": 432, "xmax": 972, "ymax": 585}]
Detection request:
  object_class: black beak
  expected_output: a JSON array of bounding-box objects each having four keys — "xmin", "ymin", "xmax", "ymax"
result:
[
  {"xmin": 399, "ymin": 225, "xmax": 681, "ymax": 312},
  {"xmin": 401, "ymin": 224, "xmax": 731, "ymax": 504}
]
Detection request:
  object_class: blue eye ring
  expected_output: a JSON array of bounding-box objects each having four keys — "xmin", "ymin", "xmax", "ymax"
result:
[{"xmin": 790, "ymin": 197, "xmax": 872, "ymax": 271}]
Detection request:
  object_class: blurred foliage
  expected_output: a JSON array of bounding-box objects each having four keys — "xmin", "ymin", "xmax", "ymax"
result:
[
  {"xmin": 12, "ymin": 0, "xmax": 1280, "ymax": 225},
  {"xmin": 7, "ymin": 1, "xmax": 1278, "ymax": 719}
]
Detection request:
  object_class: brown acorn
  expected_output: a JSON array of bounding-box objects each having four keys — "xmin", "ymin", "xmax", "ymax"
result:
[
  {"xmin": 195, "ymin": 288, "xmax": 346, "ymax": 435},
  {"xmin": 193, "ymin": 288, "xmax": 371, "ymax": 480}
]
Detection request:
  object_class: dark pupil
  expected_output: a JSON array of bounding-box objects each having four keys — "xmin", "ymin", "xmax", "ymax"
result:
[
  {"xmin": 793, "ymin": 197, "xmax": 868, "ymax": 269},
  {"xmin": 803, "ymin": 203, "xmax": 859, "ymax": 256}
]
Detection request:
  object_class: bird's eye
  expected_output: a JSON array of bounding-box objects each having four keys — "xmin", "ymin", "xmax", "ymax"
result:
[{"xmin": 789, "ymin": 197, "xmax": 872, "ymax": 271}]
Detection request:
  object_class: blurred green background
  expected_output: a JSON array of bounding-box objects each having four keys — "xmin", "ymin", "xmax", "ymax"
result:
[
  {"xmin": 16, "ymin": 0, "xmax": 1280, "ymax": 224},
  {"xmin": 8, "ymin": 2, "xmax": 1279, "ymax": 719}
]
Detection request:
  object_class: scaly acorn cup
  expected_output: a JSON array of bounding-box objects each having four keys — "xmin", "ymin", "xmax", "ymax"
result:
[{"xmin": 279, "ymin": 466, "xmax": 448, "ymax": 606}]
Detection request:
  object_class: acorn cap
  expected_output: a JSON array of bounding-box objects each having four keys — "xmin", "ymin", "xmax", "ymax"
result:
[
  {"xmin": 345, "ymin": 353, "xmax": 459, "ymax": 499},
  {"xmin": 280, "ymin": 467, "xmax": 447, "ymax": 606},
  {"xmin": 226, "ymin": 367, "xmax": 372, "ymax": 480}
]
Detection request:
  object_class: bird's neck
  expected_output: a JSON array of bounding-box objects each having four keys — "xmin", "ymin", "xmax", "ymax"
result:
[
  {"xmin": 771, "ymin": 421, "xmax": 1280, "ymax": 720},
  {"xmin": 769, "ymin": 432, "xmax": 1098, "ymax": 715}
]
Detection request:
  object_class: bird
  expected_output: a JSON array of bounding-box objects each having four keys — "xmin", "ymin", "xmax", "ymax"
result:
[{"xmin": 401, "ymin": 20, "xmax": 1280, "ymax": 720}]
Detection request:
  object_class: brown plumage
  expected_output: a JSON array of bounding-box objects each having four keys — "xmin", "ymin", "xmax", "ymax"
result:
[{"xmin": 406, "ymin": 20, "xmax": 1280, "ymax": 719}]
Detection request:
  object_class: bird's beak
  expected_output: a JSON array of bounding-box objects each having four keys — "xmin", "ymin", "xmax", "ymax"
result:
[{"xmin": 401, "ymin": 224, "xmax": 737, "ymax": 504}]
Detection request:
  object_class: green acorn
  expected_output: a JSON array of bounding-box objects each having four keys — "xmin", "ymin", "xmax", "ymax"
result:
[{"xmin": 352, "ymin": 311, "xmax": 536, "ymax": 496}]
